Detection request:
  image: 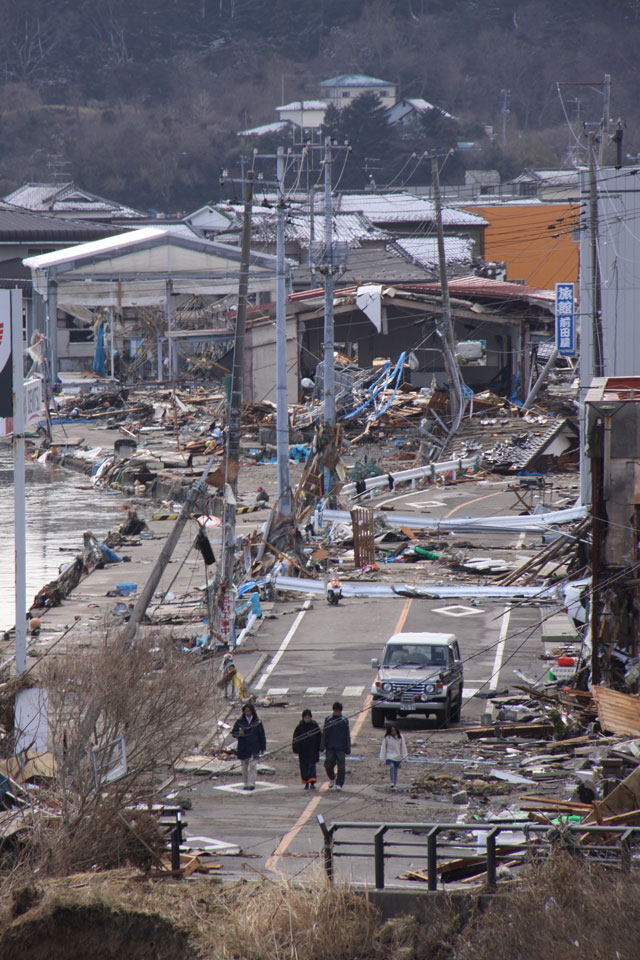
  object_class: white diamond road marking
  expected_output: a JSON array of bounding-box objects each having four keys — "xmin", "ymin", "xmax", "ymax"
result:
[
  {"xmin": 409, "ymin": 499, "xmax": 446, "ymax": 507},
  {"xmin": 342, "ymin": 685, "xmax": 364, "ymax": 697},
  {"xmin": 306, "ymin": 686, "xmax": 327, "ymax": 695},
  {"xmin": 214, "ymin": 781, "xmax": 286, "ymax": 794},
  {"xmin": 182, "ymin": 836, "xmax": 240, "ymax": 855},
  {"xmin": 267, "ymin": 687, "xmax": 289, "ymax": 696},
  {"xmin": 432, "ymin": 604, "xmax": 482, "ymax": 618}
]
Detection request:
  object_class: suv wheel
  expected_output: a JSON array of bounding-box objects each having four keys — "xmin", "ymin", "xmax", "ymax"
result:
[
  {"xmin": 437, "ymin": 696, "xmax": 451, "ymax": 729},
  {"xmin": 451, "ymin": 688, "xmax": 463, "ymax": 723},
  {"xmin": 371, "ymin": 707, "xmax": 386, "ymax": 728}
]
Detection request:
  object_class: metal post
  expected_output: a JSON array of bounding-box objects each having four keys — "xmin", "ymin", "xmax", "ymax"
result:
[
  {"xmin": 486, "ymin": 827, "xmax": 499, "ymax": 888},
  {"xmin": 521, "ymin": 347, "xmax": 559, "ymax": 411},
  {"xmin": 47, "ymin": 277, "xmax": 58, "ymax": 384},
  {"xmin": 431, "ymin": 150, "xmax": 463, "ymax": 433},
  {"xmin": 599, "ymin": 73, "xmax": 611, "ymax": 166},
  {"xmin": 223, "ymin": 172, "xmax": 255, "ymax": 630},
  {"xmin": 120, "ymin": 454, "xmax": 217, "ymax": 643},
  {"xmin": 588, "ymin": 133, "xmax": 604, "ymax": 378},
  {"xmin": 620, "ymin": 828, "xmax": 632, "ymax": 871},
  {"xmin": 317, "ymin": 814, "xmax": 334, "ymax": 882},
  {"xmin": 171, "ymin": 827, "xmax": 181, "ymax": 873},
  {"xmin": 427, "ymin": 826, "xmax": 439, "ymax": 891},
  {"xmin": 12, "ymin": 289, "xmax": 26, "ymax": 675},
  {"xmin": 322, "ymin": 137, "xmax": 335, "ymax": 497},
  {"xmin": 374, "ymin": 825, "xmax": 387, "ymax": 889},
  {"xmin": 275, "ymin": 147, "xmax": 292, "ymax": 518}
]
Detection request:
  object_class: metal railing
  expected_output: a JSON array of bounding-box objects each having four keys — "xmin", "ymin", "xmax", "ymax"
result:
[{"xmin": 317, "ymin": 817, "xmax": 640, "ymax": 890}]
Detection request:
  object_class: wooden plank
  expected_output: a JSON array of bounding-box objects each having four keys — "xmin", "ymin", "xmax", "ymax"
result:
[
  {"xmin": 466, "ymin": 722, "xmax": 554, "ymax": 741},
  {"xmin": 592, "ymin": 685, "xmax": 640, "ymax": 737}
]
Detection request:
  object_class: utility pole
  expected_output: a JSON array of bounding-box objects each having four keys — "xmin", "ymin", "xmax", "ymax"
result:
[
  {"xmin": 599, "ymin": 73, "xmax": 611, "ymax": 166},
  {"xmin": 322, "ymin": 136, "xmax": 336, "ymax": 498},
  {"xmin": 222, "ymin": 170, "xmax": 254, "ymax": 641},
  {"xmin": 588, "ymin": 132, "xmax": 604, "ymax": 377},
  {"xmin": 500, "ymin": 89, "xmax": 510, "ymax": 148},
  {"xmin": 275, "ymin": 147, "xmax": 292, "ymax": 518},
  {"xmin": 121, "ymin": 455, "xmax": 217, "ymax": 644},
  {"xmin": 11, "ymin": 289, "xmax": 26, "ymax": 674},
  {"xmin": 431, "ymin": 150, "xmax": 464, "ymax": 434}
]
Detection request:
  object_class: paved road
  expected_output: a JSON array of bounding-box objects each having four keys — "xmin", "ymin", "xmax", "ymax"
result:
[{"xmin": 185, "ymin": 477, "xmax": 572, "ymax": 886}]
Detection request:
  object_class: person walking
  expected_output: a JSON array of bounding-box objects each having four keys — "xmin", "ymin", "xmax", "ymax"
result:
[
  {"xmin": 231, "ymin": 703, "xmax": 266, "ymax": 791},
  {"xmin": 292, "ymin": 709, "xmax": 322, "ymax": 790},
  {"xmin": 320, "ymin": 702, "xmax": 351, "ymax": 791},
  {"xmin": 379, "ymin": 725, "xmax": 408, "ymax": 790}
]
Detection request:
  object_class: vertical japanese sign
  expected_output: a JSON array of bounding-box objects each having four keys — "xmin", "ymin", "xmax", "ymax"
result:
[
  {"xmin": 555, "ymin": 282, "xmax": 576, "ymax": 356},
  {"xmin": 0, "ymin": 290, "xmax": 12, "ymax": 437}
]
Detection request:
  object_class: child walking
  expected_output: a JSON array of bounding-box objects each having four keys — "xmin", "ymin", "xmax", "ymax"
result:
[{"xmin": 379, "ymin": 725, "xmax": 408, "ymax": 790}]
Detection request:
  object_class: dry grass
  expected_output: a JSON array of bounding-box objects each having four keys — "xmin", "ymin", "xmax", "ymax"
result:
[
  {"xmin": 454, "ymin": 853, "xmax": 640, "ymax": 960},
  {"xmin": 2, "ymin": 856, "xmax": 640, "ymax": 959},
  {"xmin": 0, "ymin": 870, "xmax": 385, "ymax": 960}
]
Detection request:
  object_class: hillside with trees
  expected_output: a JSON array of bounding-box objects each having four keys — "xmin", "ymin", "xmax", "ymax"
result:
[{"xmin": 0, "ymin": 0, "xmax": 637, "ymax": 210}]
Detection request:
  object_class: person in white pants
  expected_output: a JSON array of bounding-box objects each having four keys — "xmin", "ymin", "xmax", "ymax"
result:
[{"xmin": 379, "ymin": 725, "xmax": 408, "ymax": 790}]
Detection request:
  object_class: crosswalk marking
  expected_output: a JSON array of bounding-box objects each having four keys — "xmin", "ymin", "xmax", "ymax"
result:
[
  {"xmin": 342, "ymin": 685, "xmax": 364, "ymax": 697},
  {"xmin": 462, "ymin": 687, "xmax": 480, "ymax": 699},
  {"xmin": 305, "ymin": 686, "xmax": 327, "ymax": 696},
  {"xmin": 267, "ymin": 687, "xmax": 289, "ymax": 696}
]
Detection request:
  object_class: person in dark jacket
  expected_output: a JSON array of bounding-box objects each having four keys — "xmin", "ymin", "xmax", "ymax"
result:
[
  {"xmin": 320, "ymin": 701, "xmax": 351, "ymax": 790},
  {"xmin": 292, "ymin": 709, "xmax": 322, "ymax": 790},
  {"xmin": 231, "ymin": 703, "xmax": 266, "ymax": 791}
]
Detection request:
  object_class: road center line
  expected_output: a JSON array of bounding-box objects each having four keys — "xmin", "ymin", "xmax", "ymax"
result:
[
  {"xmin": 254, "ymin": 599, "xmax": 311, "ymax": 690},
  {"xmin": 490, "ymin": 603, "xmax": 511, "ymax": 691},
  {"xmin": 265, "ymin": 597, "xmax": 413, "ymax": 877}
]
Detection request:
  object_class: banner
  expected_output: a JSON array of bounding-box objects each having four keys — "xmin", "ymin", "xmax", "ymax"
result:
[{"xmin": 555, "ymin": 282, "xmax": 576, "ymax": 357}]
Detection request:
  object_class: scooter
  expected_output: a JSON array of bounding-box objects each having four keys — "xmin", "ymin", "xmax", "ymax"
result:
[{"xmin": 327, "ymin": 578, "xmax": 342, "ymax": 606}]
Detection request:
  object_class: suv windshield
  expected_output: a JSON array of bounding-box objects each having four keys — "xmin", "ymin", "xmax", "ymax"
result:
[{"xmin": 383, "ymin": 644, "xmax": 448, "ymax": 668}]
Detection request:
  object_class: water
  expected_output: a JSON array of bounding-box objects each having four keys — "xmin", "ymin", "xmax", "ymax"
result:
[{"xmin": 0, "ymin": 447, "xmax": 126, "ymax": 631}]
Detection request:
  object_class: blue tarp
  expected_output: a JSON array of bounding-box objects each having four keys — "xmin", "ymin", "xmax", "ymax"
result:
[{"xmin": 93, "ymin": 325, "xmax": 106, "ymax": 377}]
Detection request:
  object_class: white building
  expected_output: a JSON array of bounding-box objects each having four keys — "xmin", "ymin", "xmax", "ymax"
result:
[
  {"xmin": 319, "ymin": 74, "xmax": 397, "ymax": 109},
  {"xmin": 275, "ymin": 100, "xmax": 328, "ymax": 130}
]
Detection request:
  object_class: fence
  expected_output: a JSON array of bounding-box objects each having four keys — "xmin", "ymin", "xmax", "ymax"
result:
[{"xmin": 316, "ymin": 817, "xmax": 640, "ymax": 890}]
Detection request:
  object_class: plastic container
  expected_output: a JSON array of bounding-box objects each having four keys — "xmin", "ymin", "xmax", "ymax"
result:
[{"xmin": 116, "ymin": 582, "xmax": 137, "ymax": 596}]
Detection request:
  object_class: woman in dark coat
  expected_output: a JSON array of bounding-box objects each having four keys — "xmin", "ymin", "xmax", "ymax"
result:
[
  {"xmin": 232, "ymin": 702, "xmax": 266, "ymax": 791},
  {"xmin": 292, "ymin": 709, "xmax": 322, "ymax": 790}
]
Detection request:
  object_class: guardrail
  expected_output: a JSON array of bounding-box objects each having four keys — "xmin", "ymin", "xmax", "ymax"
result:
[{"xmin": 316, "ymin": 817, "xmax": 640, "ymax": 890}]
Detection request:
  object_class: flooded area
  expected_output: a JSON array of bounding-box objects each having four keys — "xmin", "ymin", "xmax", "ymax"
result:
[{"xmin": 0, "ymin": 446, "xmax": 126, "ymax": 631}]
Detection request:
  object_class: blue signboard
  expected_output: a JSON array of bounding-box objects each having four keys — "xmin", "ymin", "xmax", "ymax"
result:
[{"xmin": 555, "ymin": 282, "xmax": 576, "ymax": 356}]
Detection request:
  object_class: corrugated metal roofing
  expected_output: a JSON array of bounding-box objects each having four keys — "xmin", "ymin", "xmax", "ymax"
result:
[
  {"xmin": 4, "ymin": 182, "xmax": 142, "ymax": 218},
  {"xmin": 414, "ymin": 274, "xmax": 555, "ymax": 302},
  {"xmin": 246, "ymin": 211, "xmax": 389, "ymax": 247},
  {"xmin": 592, "ymin": 685, "xmax": 640, "ymax": 736},
  {"xmin": 320, "ymin": 74, "xmax": 393, "ymax": 87},
  {"xmin": 393, "ymin": 236, "xmax": 474, "ymax": 268},
  {"xmin": 335, "ymin": 192, "xmax": 488, "ymax": 226},
  {"xmin": 0, "ymin": 208, "xmax": 114, "ymax": 241}
]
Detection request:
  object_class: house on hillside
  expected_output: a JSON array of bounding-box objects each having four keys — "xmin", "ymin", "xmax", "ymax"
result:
[
  {"xmin": 319, "ymin": 74, "xmax": 397, "ymax": 109},
  {"xmin": 275, "ymin": 101, "xmax": 328, "ymax": 130},
  {"xmin": 386, "ymin": 98, "xmax": 453, "ymax": 130},
  {"xmin": 3, "ymin": 182, "xmax": 144, "ymax": 222}
]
